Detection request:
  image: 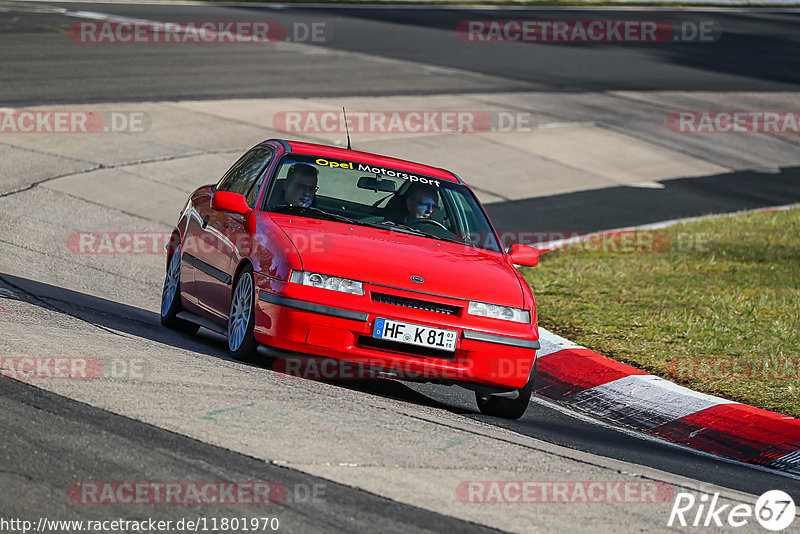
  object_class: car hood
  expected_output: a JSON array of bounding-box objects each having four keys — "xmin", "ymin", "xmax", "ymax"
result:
[{"xmin": 271, "ymin": 214, "xmax": 524, "ymax": 307}]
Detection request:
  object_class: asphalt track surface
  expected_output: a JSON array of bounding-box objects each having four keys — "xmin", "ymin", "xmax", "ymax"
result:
[
  {"xmin": 3, "ymin": 2, "xmax": 800, "ymax": 221},
  {"xmin": 0, "ymin": 3, "xmax": 799, "ymax": 105},
  {"xmin": 0, "ymin": 376, "xmax": 499, "ymax": 534},
  {"xmin": 2, "ymin": 2, "xmax": 800, "ymax": 531},
  {"xmin": 1, "ymin": 272, "xmax": 798, "ymax": 506}
]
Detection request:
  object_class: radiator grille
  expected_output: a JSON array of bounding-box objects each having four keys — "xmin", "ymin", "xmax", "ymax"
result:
[{"xmin": 371, "ymin": 292, "xmax": 460, "ymax": 316}]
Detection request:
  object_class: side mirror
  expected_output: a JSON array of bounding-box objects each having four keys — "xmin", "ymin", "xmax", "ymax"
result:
[
  {"xmin": 212, "ymin": 191, "xmax": 252, "ymax": 216},
  {"xmin": 358, "ymin": 176, "xmax": 396, "ymax": 192},
  {"xmin": 508, "ymin": 244, "xmax": 539, "ymax": 267}
]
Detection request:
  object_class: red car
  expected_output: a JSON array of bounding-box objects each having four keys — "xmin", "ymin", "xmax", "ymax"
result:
[{"xmin": 160, "ymin": 139, "xmax": 541, "ymax": 418}]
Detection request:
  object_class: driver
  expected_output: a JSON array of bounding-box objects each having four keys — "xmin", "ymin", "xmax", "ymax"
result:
[
  {"xmin": 401, "ymin": 182, "xmax": 439, "ymax": 223},
  {"xmin": 274, "ymin": 163, "xmax": 318, "ymax": 208}
]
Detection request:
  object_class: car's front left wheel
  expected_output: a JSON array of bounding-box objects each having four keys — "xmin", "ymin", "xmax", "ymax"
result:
[
  {"xmin": 160, "ymin": 244, "xmax": 199, "ymax": 334},
  {"xmin": 475, "ymin": 359, "xmax": 536, "ymax": 419},
  {"xmin": 228, "ymin": 265, "xmax": 258, "ymax": 361}
]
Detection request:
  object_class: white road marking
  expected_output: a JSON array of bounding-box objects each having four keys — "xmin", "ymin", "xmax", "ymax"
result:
[
  {"xmin": 566, "ymin": 374, "xmax": 735, "ymax": 428},
  {"xmin": 537, "ymin": 326, "xmax": 585, "ymax": 357}
]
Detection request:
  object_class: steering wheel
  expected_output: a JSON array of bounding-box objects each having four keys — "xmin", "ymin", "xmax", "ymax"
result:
[{"xmin": 405, "ymin": 218, "xmax": 450, "ymax": 231}]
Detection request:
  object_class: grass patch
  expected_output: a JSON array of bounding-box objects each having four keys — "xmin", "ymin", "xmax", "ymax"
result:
[{"xmin": 520, "ymin": 207, "xmax": 800, "ymax": 418}]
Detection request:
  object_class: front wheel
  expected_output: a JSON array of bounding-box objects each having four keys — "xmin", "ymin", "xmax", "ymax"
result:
[
  {"xmin": 475, "ymin": 359, "xmax": 536, "ymax": 419},
  {"xmin": 228, "ymin": 266, "xmax": 258, "ymax": 361}
]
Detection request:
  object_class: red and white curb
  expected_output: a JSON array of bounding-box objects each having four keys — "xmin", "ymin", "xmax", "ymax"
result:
[{"xmin": 533, "ymin": 327, "xmax": 800, "ymax": 475}]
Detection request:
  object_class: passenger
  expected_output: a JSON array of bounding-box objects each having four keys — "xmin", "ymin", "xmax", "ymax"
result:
[{"xmin": 398, "ymin": 182, "xmax": 439, "ymax": 223}]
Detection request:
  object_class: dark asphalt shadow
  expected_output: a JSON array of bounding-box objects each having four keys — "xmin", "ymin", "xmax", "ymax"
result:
[
  {"xmin": 232, "ymin": 6, "xmax": 800, "ymax": 90},
  {"xmin": 0, "ymin": 271, "xmax": 234, "ymax": 360},
  {"xmin": 0, "ymin": 272, "xmax": 466, "ymax": 414},
  {"xmin": 485, "ymin": 166, "xmax": 800, "ymax": 236}
]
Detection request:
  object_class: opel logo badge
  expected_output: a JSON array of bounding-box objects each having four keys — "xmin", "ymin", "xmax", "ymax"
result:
[{"xmin": 410, "ymin": 275, "xmax": 424, "ymax": 283}]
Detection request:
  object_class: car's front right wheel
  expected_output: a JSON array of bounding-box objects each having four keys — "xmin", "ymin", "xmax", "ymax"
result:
[{"xmin": 475, "ymin": 360, "xmax": 536, "ymax": 419}]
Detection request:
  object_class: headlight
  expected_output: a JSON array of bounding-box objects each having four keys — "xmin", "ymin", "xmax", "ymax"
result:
[
  {"xmin": 289, "ymin": 271, "xmax": 364, "ymax": 296},
  {"xmin": 468, "ymin": 301, "xmax": 530, "ymax": 323}
]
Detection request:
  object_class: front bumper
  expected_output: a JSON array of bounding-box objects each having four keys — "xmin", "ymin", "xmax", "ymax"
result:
[{"xmin": 253, "ymin": 279, "xmax": 538, "ymax": 389}]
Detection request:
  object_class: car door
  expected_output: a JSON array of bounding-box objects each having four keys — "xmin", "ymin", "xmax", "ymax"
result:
[{"xmin": 194, "ymin": 146, "xmax": 274, "ymax": 321}]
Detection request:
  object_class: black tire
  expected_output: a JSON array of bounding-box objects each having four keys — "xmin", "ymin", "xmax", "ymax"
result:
[
  {"xmin": 160, "ymin": 244, "xmax": 200, "ymax": 334},
  {"xmin": 228, "ymin": 265, "xmax": 258, "ymax": 361},
  {"xmin": 475, "ymin": 359, "xmax": 537, "ymax": 419}
]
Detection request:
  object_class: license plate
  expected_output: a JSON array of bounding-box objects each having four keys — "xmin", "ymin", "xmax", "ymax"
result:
[{"xmin": 373, "ymin": 318, "xmax": 457, "ymax": 352}]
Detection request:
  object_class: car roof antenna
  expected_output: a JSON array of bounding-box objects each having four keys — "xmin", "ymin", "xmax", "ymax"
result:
[{"xmin": 342, "ymin": 106, "xmax": 352, "ymax": 150}]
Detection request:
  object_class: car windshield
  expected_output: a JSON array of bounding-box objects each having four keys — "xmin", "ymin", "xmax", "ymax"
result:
[{"xmin": 264, "ymin": 154, "xmax": 502, "ymax": 253}]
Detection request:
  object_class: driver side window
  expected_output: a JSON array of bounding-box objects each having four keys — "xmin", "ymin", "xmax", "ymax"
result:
[{"xmin": 217, "ymin": 147, "xmax": 273, "ymax": 207}]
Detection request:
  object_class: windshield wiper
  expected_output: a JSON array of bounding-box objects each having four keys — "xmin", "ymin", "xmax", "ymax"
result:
[
  {"xmin": 415, "ymin": 230, "xmax": 467, "ymax": 246},
  {"xmin": 376, "ymin": 220, "xmax": 466, "ymax": 245},
  {"xmin": 371, "ymin": 220, "xmax": 426, "ymax": 235},
  {"xmin": 270, "ymin": 205, "xmax": 359, "ymax": 225},
  {"xmin": 396, "ymin": 224, "xmax": 466, "ymax": 245}
]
